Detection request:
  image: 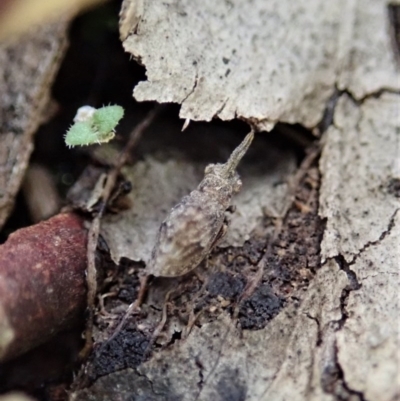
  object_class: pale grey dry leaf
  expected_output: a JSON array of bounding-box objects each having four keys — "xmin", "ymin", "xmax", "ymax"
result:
[
  {"xmin": 100, "ymin": 148, "xmax": 295, "ymax": 265},
  {"xmin": 319, "ymin": 93, "xmax": 400, "ymax": 262},
  {"xmin": 336, "ymin": 211, "xmax": 400, "ymax": 401},
  {"xmin": 121, "ymin": 0, "xmax": 400, "ymax": 130},
  {"xmin": 101, "ymin": 156, "xmax": 203, "ymax": 264}
]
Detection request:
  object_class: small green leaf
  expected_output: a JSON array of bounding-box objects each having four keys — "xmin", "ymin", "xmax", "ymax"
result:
[
  {"xmin": 65, "ymin": 104, "xmax": 124, "ymax": 148},
  {"xmin": 65, "ymin": 121, "xmax": 99, "ymax": 148},
  {"xmin": 93, "ymin": 105, "xmax": 124, "ymax": 135}
]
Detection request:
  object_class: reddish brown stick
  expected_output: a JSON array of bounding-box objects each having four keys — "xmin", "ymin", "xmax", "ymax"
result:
[{"xmin": 0, "ymin": 213, "xmax": 87, "ymax": 362}]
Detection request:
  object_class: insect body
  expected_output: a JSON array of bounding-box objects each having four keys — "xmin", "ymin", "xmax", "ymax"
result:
[{"xmin": 148, "ymin": 130, "xmax": 254, "ymax": 277}]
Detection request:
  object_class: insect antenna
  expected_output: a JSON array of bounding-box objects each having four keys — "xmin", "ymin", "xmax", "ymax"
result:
[{"xmin": 221, "ymin": 130, "xmax": 254, "ymax": 177}]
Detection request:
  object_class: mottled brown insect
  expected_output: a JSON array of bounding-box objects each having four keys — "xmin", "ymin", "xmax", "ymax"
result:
[
  {"xmin": 106, "ymin": 131, "xmax": 254, "ymax": 343},
  {"xmin": 148, "ymin": 130, "xmax": 254, "ymax": 277}
]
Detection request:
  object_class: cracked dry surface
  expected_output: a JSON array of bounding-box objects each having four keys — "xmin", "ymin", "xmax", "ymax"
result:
[
  {"xmin": 319, "ymin": 92, "xmax": 400, "ymax": 262},
  {"xmin": 336, "ymin": 211, "xmax": 400, "ymax": 401},
  {"xmin": 317, "ymin": 91, "xmax": 400, "ymax": 401},
  {"xmin": 315, "ymin": 210, "xmax": 400, "ymax": 401}
]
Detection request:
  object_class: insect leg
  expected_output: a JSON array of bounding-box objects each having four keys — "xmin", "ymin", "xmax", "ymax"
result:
[
  {"xmin": 143, "ymin": 289, "xmax": 174, "ymax": 358},
  {"xmin": 104, "ymin": 274, "xmax": 149, "ymax": 345}
]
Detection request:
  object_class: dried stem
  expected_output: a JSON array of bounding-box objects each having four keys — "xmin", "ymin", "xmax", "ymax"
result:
[
  {"xmin": 79, "ymin": 105, "xmax": 164, "ymax": 360},
  {"xmin": 102, "ymin": 274, "xmax": 150, "ymax": 347}
]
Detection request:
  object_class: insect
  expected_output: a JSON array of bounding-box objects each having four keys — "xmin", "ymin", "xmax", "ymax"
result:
[
  {"xmin": 64, "ymin": 105, "xmax": 124, "ymax": 148},
  {"xmin": 148, "ymin": 130, "xmax": 254, "ymax": 277},
  {"xmin": 106, "ymin": 130, "xmax": 254, "ymax": 344}
]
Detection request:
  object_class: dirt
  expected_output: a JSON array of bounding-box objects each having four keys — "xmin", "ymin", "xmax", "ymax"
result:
[{"xmin": 89, "ymin": 327, "xmax": 149, "ymax": 379}]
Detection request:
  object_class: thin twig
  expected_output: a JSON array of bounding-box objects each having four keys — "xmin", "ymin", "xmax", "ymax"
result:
[
  {"xmin": 142, "ymin": 289, "xmax": 174, "ymax": 359},
  {"xmin": 79, "ymin": 105, "xmax": 163, "ymax": 360},
  {"xmin": 102, "ymin": 274, "xmax": 150, "ymax": 347}
]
